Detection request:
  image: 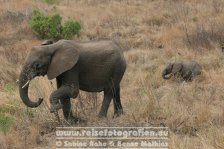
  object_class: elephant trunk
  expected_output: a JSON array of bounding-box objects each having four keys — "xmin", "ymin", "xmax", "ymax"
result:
[
  {"xmin": 162, "ymin": 70, "xmax": 172, "ymax": 80},
  {"xmin": 19, "ymin": 66, "xmax": 43, "ymax": 108}
]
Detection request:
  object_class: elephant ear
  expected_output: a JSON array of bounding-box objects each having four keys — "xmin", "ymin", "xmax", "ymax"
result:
[
  {"xmin": 172, "ymin": 62, "xmax": 183, "ymax": 74},
  {"xmin": 41, "ymin": 39, "xmax": 54, "ymax": 45},
  {"xmin": 47, "ymin": 48, "xmax": 79, "ymax": 80}
]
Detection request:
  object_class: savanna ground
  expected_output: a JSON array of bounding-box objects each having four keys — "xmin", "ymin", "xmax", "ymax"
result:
[{"xmin": 1, "ymin": 0, "xmax": 224, "ymax": 148}]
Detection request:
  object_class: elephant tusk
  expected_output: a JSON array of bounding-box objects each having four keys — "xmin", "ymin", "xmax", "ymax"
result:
[{"xmin": 22, "ymin": 80, "xmax": 30, "ymax": 88}]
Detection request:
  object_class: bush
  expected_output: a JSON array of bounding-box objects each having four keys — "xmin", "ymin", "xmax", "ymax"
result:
[
  {"xmin": 0, "ymin": 102, "xmax": 35, "ymax": 135},
  {"xmin": 0, "ymin": 114, "xmax": 15, "ymax": 135},
  {"xmin": 63, "ymin": 20, "xmax": 81, "ymax": 39},
  {"xmin": 30, "ymin": 10, "xmax": 81, "ymax": 40},
  {"xmin": 3, "ymin": 82, "xmax": 16, "ymax": 94},
  {"xmin": 44, "ymin": 0, "xmax": 60, "ymax": 5}
]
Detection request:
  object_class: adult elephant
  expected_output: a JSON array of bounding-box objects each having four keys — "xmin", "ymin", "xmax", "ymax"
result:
[
  {"xmin": 162, "ymin": 60, "xmax": 202, "ymax": 81},
  {"xmin": 19, "ymin": 39, "xmax": 126, "ymax": 121}
]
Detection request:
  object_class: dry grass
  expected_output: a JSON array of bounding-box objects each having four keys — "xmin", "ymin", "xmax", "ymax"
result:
[{"xmin": 1, "ymin": 0, "xmax": 224, "ymax": 148}]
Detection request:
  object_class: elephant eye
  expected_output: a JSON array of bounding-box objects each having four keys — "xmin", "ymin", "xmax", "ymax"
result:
[{"xmin": 34, "ymin": 63, "xmax": 42, "ymax": 69}]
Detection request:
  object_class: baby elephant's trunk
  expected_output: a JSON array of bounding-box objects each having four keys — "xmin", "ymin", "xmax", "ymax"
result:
[{"xmin": 162, "ymin": 70, "xmax": 172, "ymax": 80}]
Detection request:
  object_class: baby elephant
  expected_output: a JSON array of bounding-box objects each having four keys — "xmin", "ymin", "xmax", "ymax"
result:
[{"xmin": 162, "ymin": 60, "xmax": 202, "ymax": 81}]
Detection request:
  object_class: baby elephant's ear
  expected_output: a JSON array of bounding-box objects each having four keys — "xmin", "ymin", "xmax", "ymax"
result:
[
  {"xmin": 172, "ymin": 62, "xmax": 183, "ymax": 74},
  {"xmin": 47, "ymin": 48, "xmax": 79, "ymax": 80}
]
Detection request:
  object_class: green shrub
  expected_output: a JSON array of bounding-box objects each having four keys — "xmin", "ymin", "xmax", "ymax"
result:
[
  {"xmin": 48, "ymin": 14, "xmax": 63, "ymax": 39},
  {"xmin": 0, "ymin": 103, "xmax": 20, "ymax": 115},
  {"xmin": 30, "ymin": 10, "xmax": 81, "ymax": 40},
  {"xmin": 3, "ymin": 83, "xmax": 16, "ymax": 94},
  {"xmin": 0, "ymin": 114, "xmax": 15, "ymax": 135},
  {"xmin": 0, "ymin": 103, "xmax": 34, "ymax": 119},
  {"xmin": 63, "ymin": 20, "xmax": 81, "ymax": 39},
  {"xmin": 30, "ymin": 10, "xmax": 62, "ymax": 39},
  {"xmin": 45, "ymin": 0, "xmax": 60, "ymax": 4}
]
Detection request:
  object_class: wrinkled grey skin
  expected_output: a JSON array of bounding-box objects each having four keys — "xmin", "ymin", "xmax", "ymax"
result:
[
  {"xmin": 162, "ymin": 61, "xmax": 202, "ymax": 81},
  {"xmin": 19, "ymin": 39, "xmax": 126, "ymax": 121}
]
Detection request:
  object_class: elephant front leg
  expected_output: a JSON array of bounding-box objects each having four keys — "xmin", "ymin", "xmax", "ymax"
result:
[
  {"xmin": 49, "ymin": 84, "xmax": 78, "ymax": 113},
  {"xmin": 60, "ymin": 99, "xmax": 80, "ymax": 124}
]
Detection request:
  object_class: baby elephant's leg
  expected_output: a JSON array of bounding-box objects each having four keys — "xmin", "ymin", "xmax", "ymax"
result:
[
  {"xmin": 183, "ymin": 71, "xmax": 193, "ymax": 81},
  {"xmin": 50, "ymin": 85, "xmax": 78, "ymax": 113}
]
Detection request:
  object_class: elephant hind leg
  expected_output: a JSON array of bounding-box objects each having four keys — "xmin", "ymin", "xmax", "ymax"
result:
[
  {"xmin": 113, "ymin": 86, "xmax": 123, "ymax": 117},
  {"xmin": 98, "ymin": 88, "xmax": 113, "ymax": 118},
  {"xmin": 183, "ymin": 71, "xmax": 194, "ymax": 81},
  {"xmin": 98, "ymin": 86, "xmax": 123, "ymax": 118}
]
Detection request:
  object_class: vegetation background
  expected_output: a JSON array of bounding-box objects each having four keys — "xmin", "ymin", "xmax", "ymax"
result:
[{"xmin": 0, "ymin": 0, "xmax": 224, "ymax": 148}]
